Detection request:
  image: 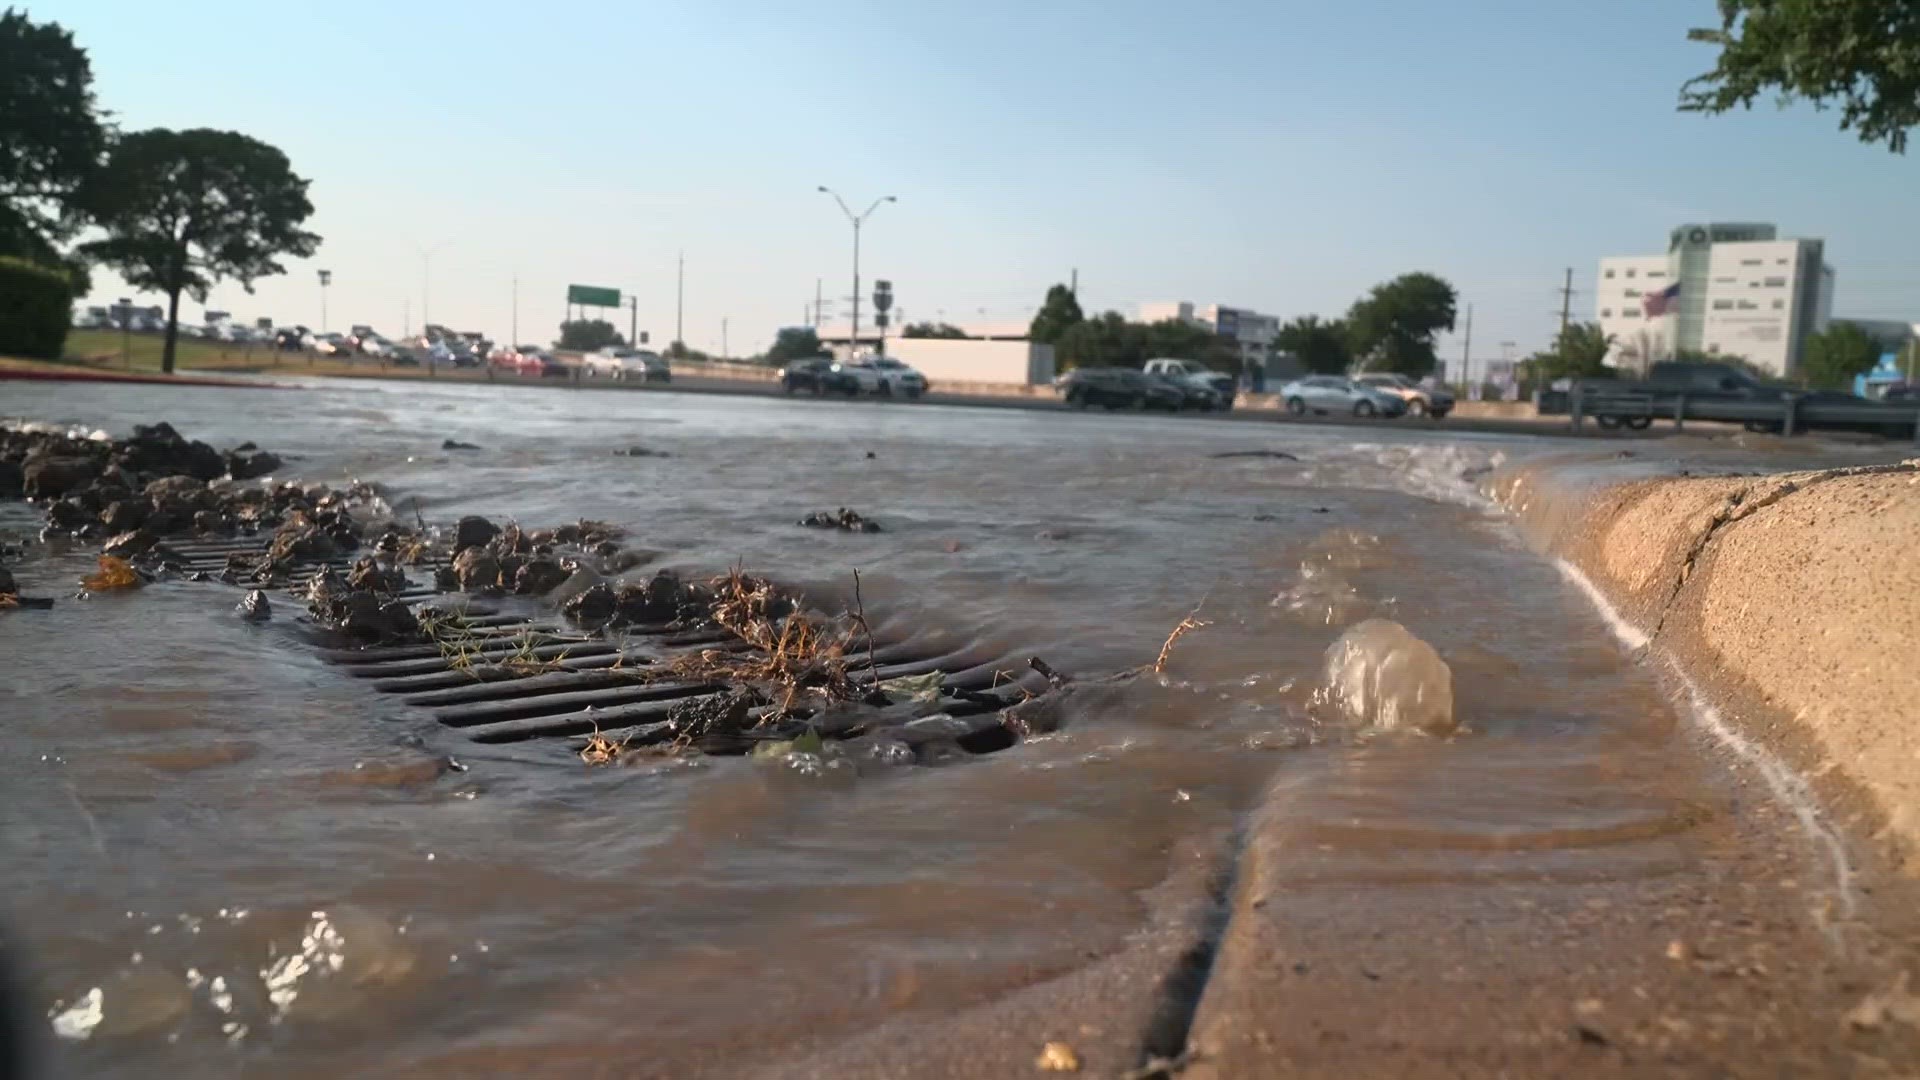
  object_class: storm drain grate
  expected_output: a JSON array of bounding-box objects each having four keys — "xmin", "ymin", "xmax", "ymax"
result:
[{"xmin": 163, "ymin": 538, "xmax": 1047, "ymax": 754}]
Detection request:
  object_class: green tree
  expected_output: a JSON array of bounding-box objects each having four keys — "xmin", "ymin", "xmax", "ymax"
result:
[
  {"xmin": 764, "ymin": 325, "xmax": 823, "ymax": 364},
  {"xmin": 0, "ymin": 9, "xmax": 108, "ymax": 285},
  {"xmin": 1682, "ymin": 1, "xmax": 1920, "ymax": 154},
  {"xmin": 1275, "ymin": 315, "xmax": 1351, "ymax": 374},
  {"xmin": 557, "ymin": 319, "xmax": 626, "ymax": 351},
  {"xmin": 1028, "ymin": 283, "xmax": 1084, "ymax": 344},
  {"xmin": 1344, "ymin": 272, "xmax": 1457, "ymax": 377},
  {"xmin": 1799, "ymin": 322, "xmax": 1882, "ymax": 390},
  {"xmin": 1053, "ymin": 311, "xmax": 1137, "ymax": 370},
  {"xmin": 902, "ymin": 321, "xmax": 968, "ymax": 339},
  {"xmin": 79, "ymin": 129, "xmax": 318, "ymax": 373}
]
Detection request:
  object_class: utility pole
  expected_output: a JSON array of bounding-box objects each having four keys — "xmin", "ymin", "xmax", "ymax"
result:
[
  {"xmin": 403, "ymin": 296, "xmax": 410, "ymax": 339},
  {"xmin": 1460, "ymin": 303, "xmax": 1472, "ymax": 388},
  {"xmin": 675, "ymin": 251, "xmax": 684, "ymax": 348},
  {"xmin": 818, "ymin": 186, "xmax": 897, "ymax": 358},
  {"xmin": 813, "ymin": 278, "xmax": 823, "ymax": 329},
  {"xmin": 625, "ymin": 295, "xmax": 638, "ymax": 349},
  {"xmin": 1070, "ymin": 267, "xmax": 1078, "ymax": 298},
  {"xmin": 317, "ymin": 269, "xmax": 332, "ymax": 333},
  {"xmin": 721, "ymin": 316, "xmax": 729, "ymax": 359},
  {"xmin": 1557, "ymin": 267, "xmax": 1575, "ymax": 335},
  {"xmin": 510, "ymin": 274, "xmax": 518, "ymax": 346}
]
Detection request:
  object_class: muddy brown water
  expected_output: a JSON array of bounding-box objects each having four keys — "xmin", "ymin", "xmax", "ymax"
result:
[{"xmin": 1, "ymin": 381, "xmax": 1912, "ymax": 1077}]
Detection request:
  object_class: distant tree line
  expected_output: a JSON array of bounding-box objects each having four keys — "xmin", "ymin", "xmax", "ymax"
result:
[
  {"xmin": 1030, "ymin": 273, "xmax": 1460, "ymax": 380},
  {"xmin": 1, "ymin": 9, "xmax": 318, "ymax": 369}
]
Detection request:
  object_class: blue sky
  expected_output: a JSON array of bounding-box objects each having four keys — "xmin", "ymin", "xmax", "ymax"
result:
[{"xmin": 42, "ymin": 0, "xmax": 1920, "ymax": 362}]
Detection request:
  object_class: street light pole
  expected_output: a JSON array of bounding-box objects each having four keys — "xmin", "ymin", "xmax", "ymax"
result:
[
  {"xmin": 818, "ymin": 186, "xmax": 896, "ymax": 358},
  {"xmin": 416, "ymin": 240, "xmax": 454, "ymax": 338},
  {"xmin": 317, "ymin": 269, "xmax": 332, "ymax": 333}
]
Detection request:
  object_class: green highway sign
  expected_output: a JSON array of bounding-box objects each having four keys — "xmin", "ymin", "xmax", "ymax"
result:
[{"xmin": 567, "ymin": 284, "xmax": 621, "ymax": 307}]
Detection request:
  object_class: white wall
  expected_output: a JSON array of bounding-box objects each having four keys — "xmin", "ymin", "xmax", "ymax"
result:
[
  {"xmin": 1595, "ymin": 255, "xmax": 1671, "ymax": 364},
  {"xmin": 1698, "ymin": 240, "xmax": 1811, "ymax": 377},
  {"xmin": 883, "ymin": 338, "xmax": 1056, "ymax": 385}
]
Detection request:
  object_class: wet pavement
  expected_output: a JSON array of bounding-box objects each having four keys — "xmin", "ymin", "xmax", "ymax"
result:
[{"xmin": 2, "ymin": 380, "xmax": 1916, "ymax": 1078}]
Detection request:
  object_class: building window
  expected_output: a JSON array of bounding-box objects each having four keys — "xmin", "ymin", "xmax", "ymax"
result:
[
  {"xmin": 1737, "ymin": 300, "xmax": 1758, "ymax": 310},
  {"xmin": 1621, "ymin": 309, "xmax": 1639, "ymax": 318},
  {"xmin": 1646, "ymin": 271, "xmax": 1665, "ymax": 279},
  {"xmin": 1604, "ymin": 269, "xmax": 1615, "ymax": 279},
  {"xmin": 1764, "ymin": 276, "xmax": 1787, "ymax": 287},
  {"xmin": 1712, "ymin": 299, "xmax": 1735, "ymax": 310},
  {"xmin": 1625, "ymin": 268, "xmax": 1637, "ymax": 278},
  {"xmin": 1772, "ymin": 300, "xmax": 1785, "ymax": 310},
  {"xmin": 1600, "ymin": 308, "xmax": 1613, "ymax": 318},
  {"xmin": 1714, "ymin": 276, "xmax": 1736, "ymax": 283},
  {"xmin": 1740, "ymin": 258, "xmax": 1763, "ymax": 266},
  {"xmin": 1777, "ymin": 258, "xmax": 1789, "ymax": 265},
  {"xmin": 1624, "ymin": 288, "xmax": 1641, "ymax": 298}
]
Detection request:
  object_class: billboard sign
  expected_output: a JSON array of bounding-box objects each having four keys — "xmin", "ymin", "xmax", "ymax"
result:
[
  {"xmin": 1215, "ymin": 306, "xmax": 1241, "ymax": 340},
  {"xmin": 567, "ymin": 284, "xmax": 621, "ymax": 307}
]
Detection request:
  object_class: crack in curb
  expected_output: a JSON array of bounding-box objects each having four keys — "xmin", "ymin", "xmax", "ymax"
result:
[{"xmin": 1649, "ymin": 459, "xmax": 1920, "ymax": 641}]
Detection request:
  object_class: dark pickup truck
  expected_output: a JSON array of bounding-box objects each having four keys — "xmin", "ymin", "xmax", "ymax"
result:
[{"xmin": 1565, "ymin": 362, "xmax": 1918, "ymax": 439}]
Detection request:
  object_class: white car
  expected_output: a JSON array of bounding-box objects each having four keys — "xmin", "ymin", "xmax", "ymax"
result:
[
  {"xmin": 314, "ymin": 332, "xmax": 353, "ymax": 356},
  {"xmin": 583, "ymin": 348, "xmax": 672, "ymax": 382},
  {"xmin": 356, "ymin": 335, "xmax": 394, "ymax": 358},
  {"xmin": 831, "ymin": 356, "xmax": 927, "ymax": 398}
]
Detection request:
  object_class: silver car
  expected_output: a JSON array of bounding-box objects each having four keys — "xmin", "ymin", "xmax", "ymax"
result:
[{"xmin": 1278, "ymin": 375, "xmax": 1408, "ymax": 418}]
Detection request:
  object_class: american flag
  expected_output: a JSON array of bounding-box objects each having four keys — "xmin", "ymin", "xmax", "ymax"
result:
[{"xmin": 1642, "ymin": 282, "xmax": 1680, "ymax": 317}]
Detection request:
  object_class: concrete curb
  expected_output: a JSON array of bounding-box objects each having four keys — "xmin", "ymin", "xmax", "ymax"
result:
[{"xmin": 1487, "ymin": 458, "xmax": 1920, "ymax": 871}]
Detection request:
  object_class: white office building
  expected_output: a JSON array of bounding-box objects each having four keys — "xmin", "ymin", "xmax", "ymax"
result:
[
  {"xmin": 1596, "ymin": 223, "xmax": 1833, "ymax": 378},
  {"xmin": 1136, "ymin": 301, "xmax": 1280, "ymax": 370}
]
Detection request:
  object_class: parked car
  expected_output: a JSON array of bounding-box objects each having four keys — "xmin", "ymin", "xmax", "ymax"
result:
[
  {"xmin": 516, "ymin": 349, "xmax": 567, "ymax": 377},
  {"xmin": 1354, "ymin": 372, "xmax": 1454, "ymax": 418},
  {"xmin": 314, "ymin": 332, "xmax": 353, "ymax": 356},
  {"xmin": 488, "ymin": 344, "xmax": 527, "ymax": 370},
  {"xmin": 583, "ymin": 347, "xmax": 671, "ymax": 382},
  {"xmin": 1143, "ymin": 357, "xmax": 1236, "ymax": 411},
  {"xmin": 778, "ymin": 357, "xmax": 854, "ymax": 394},
  {"xmin": 830, "ymin": 356, "xmax": 927, "ymax": 398},
  {"xmin": 1280, "ymin": 375, "xmax": 1409, "ymax": 418},
  {"xmin": 355, "ymin": 334, "xmax": 395, "ymax": 358},
  {"xmin": 1057, "ymin": 367, "xmax": 1147, "ymax": 409},
  {"xmin": 1146, "ymin": 372, "xmax": 1224, "ymax": 411},
  {"xmin": 867, "ymin": 356, "xmax": 927, "ymax": 398},
  {"xmin": 444, "ymin": 340, "xmax": 485, "ymax": 368}
]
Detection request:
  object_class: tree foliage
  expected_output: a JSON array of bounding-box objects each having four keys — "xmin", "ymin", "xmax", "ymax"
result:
[
  {"xmin": 1344, "ymin": 272, "xmax": 1457, "ymax": 377},
  {"xmin": 0, "ymin": 9, "xmax": 108, "ymax": 284},
  {"xmin": 1275, "ymin": 315, "xmax": 1352, "ymax": 374},
  {"xmin": 0, "ymin": 255, "xmax": 73, "ymax": 359},
  {"xmin": 902, "ymin": 321, "xmax": 968, "ymax": 339},
  {"xmin": 764, "ymin": 325, "xmax": 824, "ymax": 364},
  {"xmin": 1054, "ymin": 312, "xmax": 1237, "ymax": 372},
  {"xmin": 1518, "ymin": 321, "xmax": 1616, "ymax": 389},
  {"xmin": 1799, "ymin": 321, "xmax": 1883, "ymax": 390},
  {"xmin": 80, "ymin": 128, "xmax": 318, "ymax": 373},
  {"xmin": 1682, "ymin": 0, "xmax": 1920, "ymax": 153},
  {"xmin": 557, "ymin": 319, "xmax": 626, "ymax": 351},
  {"xmin": 1028, "ymin": 284, "xmax": 1084, "ymax": 344}
]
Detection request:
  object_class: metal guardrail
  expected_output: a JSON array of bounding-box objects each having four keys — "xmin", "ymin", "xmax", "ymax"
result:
[{"xmin": 1562, "ymin": 383, "xmax": 1920, "ymax": 445}]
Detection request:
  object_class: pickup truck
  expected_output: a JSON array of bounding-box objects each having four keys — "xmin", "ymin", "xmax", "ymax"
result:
[
  {"xmin": 1143, "ymin": 358, "xmax": 1236, "ymax": 411},
  {"xmin": 1577, "ymin": 361, "xmax": 1918, "ymax": 437}
]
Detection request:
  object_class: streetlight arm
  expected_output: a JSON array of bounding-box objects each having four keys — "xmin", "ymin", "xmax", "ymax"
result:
[
  {"xmin": 859, "ymin": 196, "xmax": 894, "ymax": 222},
  {"xmin": 819, "ymin": 187, "xmax": 856, "ymax": 224}
]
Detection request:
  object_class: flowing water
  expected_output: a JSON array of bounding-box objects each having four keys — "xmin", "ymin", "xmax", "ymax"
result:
[{"xmin": 0, "ymin": 381, "xmax": 1890, "ymax": 1076}]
